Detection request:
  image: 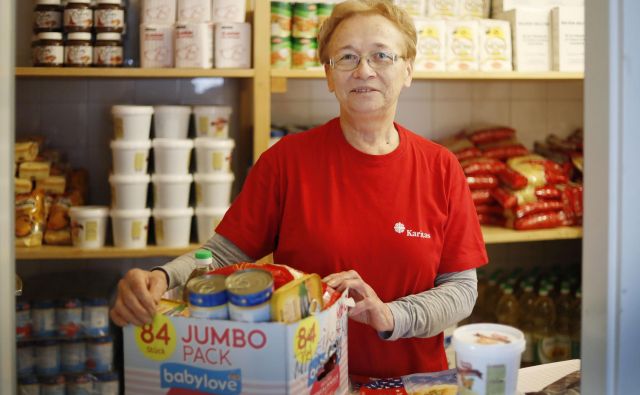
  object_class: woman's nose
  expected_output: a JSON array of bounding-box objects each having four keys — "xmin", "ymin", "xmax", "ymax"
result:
[{"xmin": 352, "ymin": 58, "xmax": 376, "ymax": 79}]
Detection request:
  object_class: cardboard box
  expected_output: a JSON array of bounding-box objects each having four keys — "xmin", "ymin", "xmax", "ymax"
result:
[
  {"xmin": 497, "ymin": 8, "xmax": 551, "ymax": 71},
  {"xmin": 124, "ymin": 292, "xmax": 349, "ymax": 395},
  {"xmin": 491, "ymin": 0, "xmax": 584, "ymax": 16},
  {"xmin": 446, "ymin": 20, "xmax": 479, "ymax": 71},
  {"xmin": 414, "ymin": 18, "xmax": 446, "ymax": 71},
  {"xmin": 478, "ymin": 19, "xmax": 513, "ymax": 71},
  {"xmin": 551, "ymin": 6, "xmax": 584, "ymax": 72}
]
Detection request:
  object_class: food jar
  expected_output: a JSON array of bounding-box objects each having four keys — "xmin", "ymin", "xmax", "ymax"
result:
[
  {"xmin": 94, "ymin": 0, "xmax": 125, "ymax": 33},
  {"xmin": 94, "ymin": 32, "xmax": 123, "ymax": 67},
  {"xmin": 33, "ymin": 0, "xmax": 63, "ymax": 33},
  {"xmin": 64, "ymin": 0, "xmax": 93, "ymax": 33},
  {"xmin": 34, "ymin": 32, "xmax": 64, "ymax": 67},
  {"xmin": 64, "ymin": 32, "xmax": 92, "ymax": 67}
]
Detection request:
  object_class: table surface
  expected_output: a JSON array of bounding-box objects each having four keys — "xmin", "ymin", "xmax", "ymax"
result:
[{"xmin": 517, "ymin": 359, "xmax": 581, "ymax": 393}]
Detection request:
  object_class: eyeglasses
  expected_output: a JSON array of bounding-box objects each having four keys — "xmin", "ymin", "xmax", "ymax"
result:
[{"xmin": 328, "ymin": 51, "xmax": 404, "ymax": 71}]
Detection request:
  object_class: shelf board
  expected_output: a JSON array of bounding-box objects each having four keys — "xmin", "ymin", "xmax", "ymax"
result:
[
  {"xmin": 271, "ymin": 69, "xmax": 583, "ymax": 80},
  {"xmin": 15, "ymin": 67, "xmax": 255, "ymax": 78},
  {"xmin": 16, "ymin": 244, "xmax": 200, "ymax": 260},
  {"xmin": 481, "ymin": 226, "xmax": 583, "ymax": 244}
]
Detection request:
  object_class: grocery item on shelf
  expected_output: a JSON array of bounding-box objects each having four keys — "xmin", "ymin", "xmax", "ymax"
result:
[
  {"xmin": 175, "ymin": 22, "xmax": 214, "ymax": 68},
  {"xmin": 495, "ymin": 8, "xmax": 551, "ymax": 71},
  {"xmin": 446, "ymin": 20, "xmax": 479, "ymax": 71},
  {"xmin": 110, "ymin": 208, "xmax": 151, "ymax": 248},
  {"xmin": 111, "ymin": 105, "xmax": 154, "ymax": 141},
  {"xmin": 182, "ymin": 249, "xmax": 216, "ymax": 300},
  {"xmin": 64, "ymin": 0, "xmax": 93, "ymax": 33},
  {"xmin": 292, "ymin": 2, "xmax": 318, "ymax": 39},
  {"xmin": 194, "ymin": 137, "xmax": 235, "ymax": 173},
  {"xmin": 413, "ymin": 18, "xmax": 446, "ymax": 71},
  {"xmin": 426, "ymin": 0, "xmax": 457, "ymax": 18},
  {"xmin": 193, "ymin": 105, "xmax": 232, "ymax": 138},
  {"xmin": 478, "ymin": 19, "xmax": 512, "ymax": 71},
  {"xmin": 108, "ymin": 173, "xmax": 150, "ymax": 210},
  {"xmin": 194, "ymin": 172, "xmax": 235, "ymax": 207},
  {"xmin": 64, "ymin": 32, "xmax": 93, "ymax": 67},
  {"xmin": 68, "ymin": 206, "xmax": 110, "ymax": 249},
  {"xmin": 195, "ymin": 206, "xmax": 227, "ymax": 243},
  {"xmin": 110, "ymin": 139, "xmax": 151, "ymax": 175},
  {"xmin": 152, "ymin": 207, "xmax": 194, "ymax": 247},
  {"xmin": 394, "ymin": 0, "xmax": 428, "ymax": 17},
  {"xmin": 177, "ymin": 0, "xmax": 211, "ymax": 23},
  {"xmin": 551, "ymin": 6, "xmax": 585, "ymax": 72},
  {"xmin": 151, "ymin": 173, "xmax": 193, "ymax": 209},
  {"xmin": 33, "ymin": 0, "xmax": 63, "ymax": 34},
  {"xmin": 94, "ymin": 0, "xmax": 125, "ymax": 33},
  {"xmin": 141, "ymin": 0, "xmax": 177, "ymax": 25},
  {"xmin": 491, "ymin": 0, "xmax": 584, "ymax": 16},
  {"xmin": 93, "ymin": 32, "xmax": 124, "ymax": 67},
  {"xmin": 271, "ymin": 1, "xmax": 292, "ymax": 38},
  {"xmin": 214, "ymin": 22, "xmax": 252, "ymax": 68},
  {"xmin": 34, "ymin": 32, "xmax": 64, "ymax": 67},
  {"xmin": 140, "ymin": 24, "xmax": 175, "ymax": 68},
  {"xmin": 15, "ymin": 190, "xmax": 47, "ymax": 247},
  {"xmin": 292, "ymin": 37, "xmax": 319, "ymax": 69},
  {"xmin": 211, "ymin": 0, "xmax": 247, "ymax": 24},
  {"xmin": 153, "ymin": 105, "xmax": 191, "ymax": 139},
  {"xmin": 271, "ymin": 36, "xmax": 292, "ymax": 69},
  {"xmin": 151, "ymin": 138, "xmax": 194, "ymax": 175}
]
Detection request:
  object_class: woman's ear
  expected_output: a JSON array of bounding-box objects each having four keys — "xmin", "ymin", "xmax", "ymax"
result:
[
  {"xmin": 325, "ymin": 63, "xmax": 335, "ymax": 92},
  {"xmin": 404, "ymin": 60, "xmax": 413, "ymax": 88}
]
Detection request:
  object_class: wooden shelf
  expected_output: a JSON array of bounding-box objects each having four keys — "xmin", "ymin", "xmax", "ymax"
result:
[
  {"xmin": 482, "ymin": 226, "xmax": 583, "ymax": 244},
  {"xmin": 15, "ymin": 67, "xmax": 255, "ymax": 78},
  {"xmin": 16, "ymin": 244, "xmax": 200, "ymax": 260},
  {"xmin": 271, "ymin": 69, "xmax": 583, "ymax": 80}
]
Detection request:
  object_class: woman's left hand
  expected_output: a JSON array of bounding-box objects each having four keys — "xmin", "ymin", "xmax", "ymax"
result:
[{"xmin": 323, "ymin": 270, "xmax": 394, "ymax": 333}]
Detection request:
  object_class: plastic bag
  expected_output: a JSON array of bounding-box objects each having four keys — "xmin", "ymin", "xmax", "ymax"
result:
[
  {"xmin": 465, "ymin": 126, "xmax": 515, "ymax": 145},
  {"xmin": 460, "ymin": 157, "xmax": 506, "ymax": 176}
]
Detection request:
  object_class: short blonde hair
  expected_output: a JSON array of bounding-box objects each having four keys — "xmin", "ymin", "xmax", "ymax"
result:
[{"xmin": 317, "ymin": 0, "xmax": 417, "ymax": 64}]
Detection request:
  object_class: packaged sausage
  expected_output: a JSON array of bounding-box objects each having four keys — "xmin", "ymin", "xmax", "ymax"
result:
[
  {"xmin": 477, "ymin": 213, "xmax": 506, "ymax": 227},
  {"xmin": 16, "ymin": 190, "xmax": 46, "ymax": 247},
  {"xmin": 509, "ymin": 211, "xmax": 566, "ymax": 230},
  {"xmin": 470, "ymin": 189, "xmax": 494, "ymax": 205},
  {"xmin": 465, "ymin": 126, "xmax": 515, "ymax": 145},
  {"xmin": 499, "ymin": 166, "xmax": 528, "ymax": 190},
  {"xmin": 460, "ymin": 157, "xmax": 506, "ymax": 176},
  {"xmin": 506, "ymin": 201, "xmax": 564, "ymax": 220},
  {"xmin": 479, "ymin": 139, "xmax": 529, "ymax": 160},
  {"xmin": 440, "ymin": 136, "xmax": 482, "ymax": 161},
  {"xmin": 466, "ymin": 175, "xmax": 499, "ymax": 190}
]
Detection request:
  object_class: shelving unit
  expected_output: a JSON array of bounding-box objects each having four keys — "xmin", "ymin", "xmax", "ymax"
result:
[
  {"xmin": 15, "ymin": 245, "xmax": 200, "ymax": 260},
  {"xmin": 15, "ymin": 67, "xmax": 255, "ymax": 79}
]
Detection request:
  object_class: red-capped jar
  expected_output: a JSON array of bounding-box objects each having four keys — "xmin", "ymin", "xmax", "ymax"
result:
[
  {"xmin": 94, "ymin": 0, "xmax": 125, "ymax": 33},
  {"xmin": 33, "ymin": 0, "xmax": 63, "ymax": 33},
  {"xmin": 65, "ymin": 32, "xmax": 93, "ymax": 67},
  {"xmin": 64, "ymin": 0, "xmax": 93, "ymax": 33},
  {"xmin": 93, "ymin": 32, "xmax": 123, "ymax": 67},
  {"xmin": 34, "ymin": 32, "xmax": 64, "ymax": 67}
]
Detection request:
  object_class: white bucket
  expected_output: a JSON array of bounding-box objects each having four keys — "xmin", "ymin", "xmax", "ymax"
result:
[
  {"xmin": 110, "ymin": 139, "xmax": 151, "ymax": 175},
  {"xmin": 153, "ymin": 105, "xmax": 192, "ymax": 139},
  {"xmin": 152, "ymin": 138, "xmax": 194, "ymax": 175},
  {"xmin": 152, "ymin": 173, "xmax": 193, "ymax": 209},
  {"xmin": 195, "ymin": 206, "xmax": 228, "ymax": 244},
  {"xmin": 152, "ymin": 207, "xmax": 194, "ymax": 247},
  {"xmin": 192, "ymin": 106, "xmax": 232, "ymax": 138},
  {"xmin": 452, "ymin": 323, "xmax": 525, "ymax": 395},
  {"xmin": 194, "ymin": 137, "xmax": 235, "ymax": 173},
  {"xmin": 111, "ymin": 105, "xmax": 154, "ymax": 141},
  {"xmin": 194, "ymin": 172, "xmax": 234, "ymax": 207},
  {"xmin": 68, "ymin": 206, "xmax": 109, "ymax": 249},
  {"xmin": 109, "ymin": 174, "xmax": 150, "ymax": 210},
  {"xmin": 110, "ymin": 208, "xmax": 151, "ymax": 249}
]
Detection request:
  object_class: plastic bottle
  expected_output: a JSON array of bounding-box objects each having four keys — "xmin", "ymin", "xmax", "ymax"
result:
[
  {"xmin": 554, "ymin": 283, "xmax": 573, "ymax": 361},
  {"xmin": 570, "ymin": 287, "xmax": 582, "ymax": 359},
  {"xmin": 182, "ymin": 249, "xmax": 214, "ymax": 302},
  {"xmin": 518, "ymin": 282, "xmax": 537, "ymax": 367},
  {"xmin": 496, "ymin": 284, "xmax": 519, "ymax": 327},
  {"xmin": 532, "ymin": 287, "xmax": 556, "ymax": 364},
  {"xmin": 483, "ymin": 274, "xmax": 502, "ymax": 322}
]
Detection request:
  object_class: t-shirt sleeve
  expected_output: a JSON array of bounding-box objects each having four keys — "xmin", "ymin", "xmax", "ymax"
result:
[
  {"xmin": 215, "ymin": 147, "xmax": 282, "ymax": 260},
  {"xmin": 438, "ymin": 151, "xmax": 488, "ymax": 273}
]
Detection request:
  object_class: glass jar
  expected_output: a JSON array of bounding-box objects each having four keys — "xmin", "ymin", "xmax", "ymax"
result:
[
  {"xmin": 64, "ymin": 0, "xmax": 93, "ymax": 33},
  {"xmin": 33, "ymin": 0, "xmax": 63, "ymax": 33},
  {"xmin": 94, "ymin": 32, "xmax": 123, "ymax": 67},
  {"xmin": 94, "ymin": 0, "xmax": 125, "ymax": 33},
  {"xmin": 64, "ymin": 32, "xmax": 93, "ymax": 67}
]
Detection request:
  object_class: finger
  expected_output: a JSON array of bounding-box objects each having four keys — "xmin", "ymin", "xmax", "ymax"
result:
[
  {"xmin": 112, "ymin": 297, "xmax": 145, "ymax": 327},
  {"xmin": 119, "ymin": 280, "xmax": 153, "ymax": 324},
  {"xmin": 149, "ymin": 271, "xmax": 168, "ymax": 303},
  {"xmin": 129, "ymin": 273, "xmax": 157, "ymax": 317},
  {"xmin": 110, "ymin": 308, "xmax": 128, "ymax": 327}
]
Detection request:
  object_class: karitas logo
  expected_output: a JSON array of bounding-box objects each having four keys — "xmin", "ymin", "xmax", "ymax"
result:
[{"xmin": 394, "ymin": 222, "xmax": 431, "ymax": 239}]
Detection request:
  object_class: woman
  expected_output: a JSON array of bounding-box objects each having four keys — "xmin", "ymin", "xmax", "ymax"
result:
[{"xmin": 111, "ymin": 0, "xmax": 487, "ymax": 378}]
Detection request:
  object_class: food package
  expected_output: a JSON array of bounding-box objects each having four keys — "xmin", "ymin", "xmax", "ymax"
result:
[
  {"xmin": 440, "ymin": 136, "xmax": 482, "ymax": 161},
  {"xmin": 15, "ymin": 141, "xmax": 40, "ymax": 162},
  {"xmin": 478, "ymin": 139, "xmax": 529, "ymax": 160},
  {"xmin": 505, "ymin": 200, "xmax": 564, "ymax": 219},
  {"xmin": 271, "ymin": 273, "xmax": 324, "ymax": 323},
  {"xmin": 478, "ymin": 19, "xmax": 512, "ymax": 71},
  {"xmin": 36, "ymin": 176, "xmax": 67, "ymax": 195},
  {"xmin": 477, "ymin": 213, "xmax": 506, "ymax": 226},
  {"xmin": 446, "ymin": 20, "xmax": 479, "ymax": 71},
  {"xmin": 507, "ymin": 155, "xmax": 569, "ymax": 187},
  {"xmin": 470, "ymin": 189, "xmax": 494, "ymax": 205},
  {"xmin": 466, "ymin": 175, "xmax": 499, "ymax": 190},
  {"xmin": 508, "ymin": 211, "xmax": 566, "ymax": 230},
  {"xmin": 44, "ymin": 194, "xmax": 74, "ymax": 245},
  {"xmin": 465, "ymin": 126, "xmax": 515, "ymax": 145},
  {"xmin": 15, "ymin": 178, "xmax": 33, "ymax": 195},
  {"xmin": 413, "ymin": 18, "xmax": 446, "ymax": 71},
  {"xmin": 15, "ymin": 190, "xmax": 46, "ymax": 247},
  {"xmin": 460, "ymin": 157, "xmax": 506, "ymax": 176},
  {"xmin": 18, "ymin": 161, "xmax": 51, "ymax": 181}
]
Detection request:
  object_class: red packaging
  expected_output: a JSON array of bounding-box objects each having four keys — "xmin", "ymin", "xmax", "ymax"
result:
[
  {"xmin": 535, "ymin": 185, "xmax": 562, "ymax": 201},
  {"xmin": 491, "ymin": 187, "xmax": 517, "ymax": 208},
  {"xmin": 480, "ymin": 141, "xmax": 529, "ymax": 161},
  {"xmin": 475, "ymin": 204, "xmax": 504, "ymax": 216},
  {"xmin": 477, "ymin": 213, "xmax": 506, "ymax": 226},
  {"xmin": 471, "ymin": 189, "xmax": 494, "ymax": 205},
  {"xmin": 466, "ymin": 175, "xmax": 499, "ymax": 190},
  {"xmin": 466, "ymin": 127, "xmax": 515, "ymax": 145},
  {"xmin": 460, "ymin": 157, "xmax": 506, "ymax": 176},
  {"xmin": 512, "ymin": 211, "xmax": 565, "ymax": 230},
  {"xmin": 211, "ymin": 263, "xmax": 302, "ymax": 290},
  {"xmin": 499, "ymin": 167, "xmax": 528, "ymax": 190},
  {"xmin": 440, "ymin": 137, "xmax": 483, "ymax": 161},
  {"xmin": 509, "ymin": 201, "xmax": 564, "ymax": 219}
]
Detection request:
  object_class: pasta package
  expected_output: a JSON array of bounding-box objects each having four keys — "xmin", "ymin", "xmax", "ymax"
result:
[{"xmin": 15, "ymin": 189, "xmax": 46, "ymax": 247}]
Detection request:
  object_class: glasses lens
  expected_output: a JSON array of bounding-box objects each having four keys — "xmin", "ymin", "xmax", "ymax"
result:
[
  {"xmin": 335, "ymin": 54, "xmax": 360, "ymax": 70},
  {"xmin": 370, "ymin": 52, "xmax": 396, "ymax": 67},
  {"xmin": 331, "ymin": 52, "xmax": 398, "ymax": 71}
]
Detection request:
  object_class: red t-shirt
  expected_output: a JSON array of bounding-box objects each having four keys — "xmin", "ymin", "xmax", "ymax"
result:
[{"xmin": 217, "ymin": 118, "xmax": 488, "ymax": 377}]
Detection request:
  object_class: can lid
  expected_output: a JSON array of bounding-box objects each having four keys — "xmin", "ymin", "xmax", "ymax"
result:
[
  {"xmin": 188, "ymin": 275, "xmax": 228, "ymax": 307},
  {"xmin": 67, "ymin": 32, "xmax": 92, "ymax": 41},
  {"xmin": 225, "ymin": 269, "xmax": 274, "ymax": 306},
  {"xmin": 195, "ymin": 249, "xmax": 213, "ymax": 260}
]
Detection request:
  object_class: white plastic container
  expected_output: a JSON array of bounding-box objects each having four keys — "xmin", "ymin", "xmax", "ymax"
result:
[
  {"xmin": 194, "ymin": 172, "xmax": 234, "ymax": 207},
  {"xmin": 111, "ymin": 105, "xmax": 154, "ymax": 141},
  {"xmin": 192, "ymin": 106, "xmax": 232, "ymax": 138},
  {"xmin": 152, "ymin": 173, "xmax": 193, "ymax": 209},
  {"xmin": 152, "ymin": 138, "xmax": 194, "ymax": 175},
  {"xmin": 211, "ymin": 0, "xmax": 246, "ymax": 23},
  {"xmin": 195, "ymin": 206, "xmax": 228, "ymax": 244},
  {"xmin": 214, "ymin": 23, "xmax": 251, "ymax": 69},
  {"xmin": 194, "ymin": 137, "xmax": 235, "ymax": 173},
  {"xmin": 110, "ymin": 208, "xmax": 151, "ymax": 249},
  {"xmin": 452, "ymin": 323, "xmax": 525, "ymax": 395},
  {"xmin": 68, "ymin": 206, "xmax": 109, "ymax": 249},
  {"xmin": 153, "ymin": 105, "xmax": 191, "ymax": 139},
  {"xmin": 109, "ymin": 174, "xmax": 150, "ymax": 210},
  {"xmin": 110, "ymin": 140, "xmax": 151, "ymax": 175},
  {"xmin": 152, "ymin": 207, "xmax": 194, "ymax": 247}
]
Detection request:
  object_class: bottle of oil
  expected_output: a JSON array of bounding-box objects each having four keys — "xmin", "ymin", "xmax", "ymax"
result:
[
  {"xmin": 532, "ymin": 286, "xmax": 556, "ymax": 364},
  {"xmin": 518, "ymin": 282, "xmax": 537, "ymax": 367},
  {"xmin": 483, "ymin": 275, "xmax": 502, "ymax": 322},
  {"xmin": 496, "ymin": 284, "xmax": 519, "ymax": 326},
  {"xmin": 182, "ymin": 249, "xmax": 214, "ymax": 302},
  {"xmin": 554, "ymin": 282, "xmax": 573, "ymax": 361},
  {"xmin": 570, "ymin": 287, "xmax": 582, "ymax": 359}
]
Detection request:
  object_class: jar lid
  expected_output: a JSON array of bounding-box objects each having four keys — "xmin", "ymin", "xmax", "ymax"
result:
[
  {"xmin": 96, "ymin": 32, "xmax": 122, "ymax": 41},
  {"xmin": 97, "ymin": 0, "xmax": 122, "ymax": 4},
  {"xmin": 36, "ymin": 0, "xmax": 62, "ymax": 5},
  {"xmin": 67, "ymin": 0, "xmax": 91, "ymax": 4},
  {"xmin": 37, "ymin": 32, "xmax": 63, "ymax": 40},
  {"xmin": 67, "ymin": 32, "xmax": 92, "ymax": 41}
]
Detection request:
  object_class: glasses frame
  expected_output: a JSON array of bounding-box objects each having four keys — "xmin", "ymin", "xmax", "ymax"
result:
[{"xmin": 328, "ymin": 51, "xmax": 404, "ymax": 71}]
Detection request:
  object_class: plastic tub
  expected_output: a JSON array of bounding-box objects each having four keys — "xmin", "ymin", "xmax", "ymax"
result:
[
  {"xmin": 194, "ymin": 172, "xmax": 234, "ymax": 207},
  {"xmin": 153, "ymin": 105, "xmax": 192, "ymax": 139},
  {"xmin": 109, "ymin": 174, "xmax": 150, "ymax": 210},
  {"xmin": 111, "ymin": 105, "xmax": 154, "ymax": 141},
  {"xmin": 195, "ymin": 206, "xmax": 228, "ymax": 244},
  {"xmin": 194, "ymin": 137, "xmax": 235, "ymax": 173},
  {"xmin": 152, "ymin": 207, "xmax": 194, "ymax": 247},
  {"xmin": 110, "ymin": 208, "xmax": 151, "ymax": 248},
  {"xmin": 68, "ymin": 206, "xmax": 109, "ymax": 249},
  {"xmin": 152, "ymin": 138, "xmax": 194, "ymax": 175},
  {"xmin": 193, "ymin": 105, "xmax": 232, "ymax": 138},
  {"xmin": 110, "ymin": 139, "xmax": 151, "ymax": 175},
  {"xmin": 452, "ymin": 323, "xmax": 525, "ymax": 395},
  {"xmin": 152, "ymin": 174, "xmax": 193, "ymax": 209}
]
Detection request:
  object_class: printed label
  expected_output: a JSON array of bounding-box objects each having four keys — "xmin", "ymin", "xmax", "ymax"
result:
[
  {"xmin": 212, "ymin": 152, "xmax": 224, "ymax": 171},
  {"xmin": 135, "ymin": 314, "xmax": 177, "ymax": 361},
  {"xmin": 132, "ymin": 220, "xmax": 142, "ymax": 240},
  {"xmin": 486, "ymin": 364, "xmax": 506, "ymax": 395},
  {"xmin": 64, "ymin": 8, "xmax": 93, "ymax": 29},
  {"xmin": 198, "ymin": 116, "xmax": 209, "ymax": 136},
  {"xmin": 95, "ymin": 9, "xmax": 124, "ymax": 29},
  {"xmin": 85, "ymin": 220, "xmax": 97, "ymax": 242},
  {"xmin": 293, "ymin": 316, "xmax": 319, "ymax": 363},
  {"xmin": 65, "ymin": 45, "xmax": 92, "ymax": 66},
  {"xmin": 34, "ymin": 11, "xmax": 62, "ymax": 30},
  {"xmin": 94, "ymin": 46, "xmax": 123, "ymax": 66},
  {"xmin": 160, "ymin": 363, "xmax": 242, "ymax": 395},
  {"xmin": 36, "ymin": 45, "xmax": 64, "ymax": 66},
  {"xmin": 156, "ymin": 219, "xmax": 164, "ymax": 242},
  {"xmin": 134, "ymin": 152, "xmax": 146, "ymax": 172}
]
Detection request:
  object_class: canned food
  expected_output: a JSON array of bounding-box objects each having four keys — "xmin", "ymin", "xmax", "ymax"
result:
[
  {"xmin": 292, "ymin": 2, "xmax": 317, "ymax": 39},
  {"xmin": 40, "ymin": 374, "xmax": 65, "ymax": 395},
  {"xmin": 94, "ymin": 371, "xmax": 119, "ymax": 395},
  {"xmin": 83, "ymin": 298, "xmax": 109, "ymax": 337},
  {"xmin": 271, "ymin": 36, "xmax": 291, "ymax": 68},
  {"xmin": 56, "ymin": 298, "xmax": 83, "ymax": 338},
  {"xmin": 66, "ymin": 373, "xmax": 94, "ymax": 395},
  {"xmin": 271, "ymin": 1, "xmax": 292, "ymax": 37},
  {"xmin": 61, "ymin": 338, "xmax": 86, "ymax": 373},
  {"xmin": 225, "ymin": 269, "xmax": 273, "ymax": 323},
  {"xmin": 17, "ymin": 341, "xmax": 35, "ymax": 377},
  {"xmin": 32, "ymin": 300, "xmax": 56, "ymax": 338},
  {"xmin": 86, "ymin": 336, "xmax": 113, "ymax": 373},
  {"xmin": 18, "ymin": 375, "xmax": 39, "ymax": 395},
  {"xmin": 16, "ymin": 301, "xmax": 32, "ymax": 340},
  {"xmin": 35, "ymin": 339, "xmax": 61, "ymax": 376},
  {"xmin": 292, "ymin": 37, "xmax": 319, "ymax": 69},
  {"xmin": 188, "ymin": 274, "xmax": 229, "ymax": 320}
]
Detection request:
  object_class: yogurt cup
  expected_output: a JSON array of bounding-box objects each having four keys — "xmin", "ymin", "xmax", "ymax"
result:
[
  {"xmin": 68, "ymin": 206, "xmax": 109, "ymax": 249},
  {"xmin": 111, "ymin": 105, "xmax": 154, "ymax": 141},
  {"xmin": 194, "ymin": 172, "xmax": 234, "ymax": 207},
  {"xmin": 110, "ymin": 208, "xmax": 151, "ymax": 248},
  {"xmin": 152, "ymin": 138, "xmax": 194, "ymax": 175},
  {"xmin": 193, "ymin": 106, "xmax": 232, "ymax": 138},
  {"xmin": 110, "ymin": 139, "xmax": 151, "ymax": 175},
  {"xmin": 152, "ymin": 207, "xmax": 194, "ymax": 247},
  {"xmin": 195, "ymin": 206, "xmax": 227, "ymax": 244},
  {"xmin": 453, "ymin": 323, "xmax": 525, "ymax": 395},
  {"xmin": 153, "ymin": 105, "xmax": 192, "ymax": 139},
  {"xmin": 109, "ymin": 174, "xmax": 150, "ymax": 210},
  {"xmin": 152, "ymin": 173, "xmax": 193, "ymax": 209},
  {"xmin": 194, "ymin": 137, "xmax": 235, "ymax": 173}
]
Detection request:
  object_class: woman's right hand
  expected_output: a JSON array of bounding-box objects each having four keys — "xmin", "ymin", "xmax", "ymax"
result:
[{"xmin": 109, "ymin": 269, "xmax": 168, "ymax": 327}]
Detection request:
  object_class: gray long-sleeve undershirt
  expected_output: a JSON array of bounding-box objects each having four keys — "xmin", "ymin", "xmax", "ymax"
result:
[{"xmin": 157, "ymin": 233, "xmax": 477, "ymax": 339}]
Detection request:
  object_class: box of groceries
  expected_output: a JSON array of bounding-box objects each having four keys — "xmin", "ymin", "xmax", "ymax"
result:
[{"xmin": 123, "ymin": 263, "xmax": 349, "ymax": 395}]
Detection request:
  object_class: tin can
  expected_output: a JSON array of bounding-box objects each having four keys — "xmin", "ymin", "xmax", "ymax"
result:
[
  {"xmin": 35, "ymin": 339, "xmax": 61, "ymax": 376},
  {"xmin": 17, "ymin": 341, "xmax": 35, "ymax": 377},
  {"xmin": 16, "ymin": 301, "xmax": 32, "ymax": 340},
  {"xmin": 32, "ymin": 300, "xmax": 56, "ymax": 338},
  {"xmin": 271, "ymin": 36, "xmax": 291, "ymax": 68},
  {"xmin": 66, "ymin": 373, "xmax": 94, "ymax": 395},
  {"xmin": 94, "ymin": 371, "xmax": 119, "ymax": 395},
  {"xmin": 40, "ymin": 374, "xmax": 65, "ymax": 395},
  {"xmin": 187, "ymin": 274, "xmax": 229, "ymax": 320},
  {"xmin": 56, "ymin": 298, "xmax": 83, "ymax": 338},
  {"xmin": 61, "ymin": 338, "xmax": 86, "ymax": 373},
  {"xmin": 292, "ymin": 37, "xmax": 319, "ymax": 69},
  {"xmin": 317, "ymin": 3, "xmax": 334, "ymax": 29},
  {"xmin": 271, "ymin": 1, "xmax": 292, "ymax": 37},
  {"xmin": 225, "ymin": 269, "xmax": 274, "ymax": 322},
  {"xmin": 86, "ymin": 336, "xmax": 113, "ymax": 373},
  {"xmin": 292, "ymin": 2, "xmax": 317, "ymax": 39},
  {"xmin": 18, "ymin": 375, "xmax": 39, "ymax": 395},
  {"xmin": 83, "ymin": 298, "xmax": 109, "ymax": 337}
]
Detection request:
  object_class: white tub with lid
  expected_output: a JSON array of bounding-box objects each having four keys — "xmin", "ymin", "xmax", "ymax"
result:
[
  {"xmin": 194, "ymin": 137, "xmax": 235, "ymax": 173},
  {"xmin": 69, "ymin": 206, "xmax": 110, "ymax": 249},
  {"xmin": 194, "ymin": 172, "xmax": 234, "ymax": 207},
  {"xmin": 110, "ymin": 139, "xmax": 151, "ymax": 175},
  {"xmin": 153, "ymin": 105, "xmax": 191, "ymax": 139},
  {"xmin": 192, "ymin": 106, "xmax": 232, "ymax": 138},
  {"xmin": 195, "ymin": 206, "xmax": 228, "ymax": 244},
  {"xmin": 110, "ymin": 208, "xmax": 151, "ymax": 248},
  {"xmin": 109, "ymin": 174, "xmax": 150, "ymax": 210},
  {"xmin": 152, "ymin": 174, "xmax": 193, "ymax": 209},
  {"xmin": 152, "ymin": 207, "xmax": 194, "ymax": 247},
  {"xmin": 111, "ymin": 105, "xmax": 154, "ymax": 141},
  {"xmin": 152, "ymin": 138, "xmax": 193, "ymax": 175}
]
